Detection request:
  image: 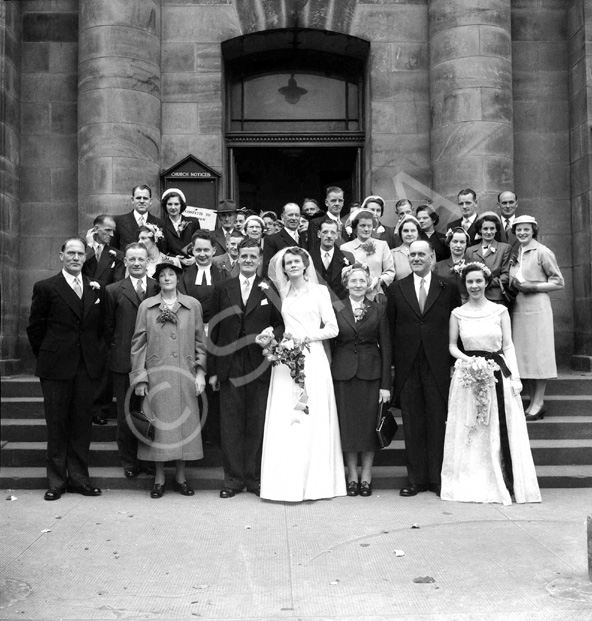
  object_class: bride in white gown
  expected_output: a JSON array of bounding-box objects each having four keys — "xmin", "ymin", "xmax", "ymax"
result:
[
  {"xmin": 260, "ymin": 247, "xmax": 346, "ymax": 501},
  {"xmin": 441, "ymin": 262, "xmax": 541, "ymax": 505}
]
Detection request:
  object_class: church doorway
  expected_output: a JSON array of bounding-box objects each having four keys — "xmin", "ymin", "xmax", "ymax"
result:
[{"xmin": 230, "ymin": 146, "xmax": 360, "ymax": 215}]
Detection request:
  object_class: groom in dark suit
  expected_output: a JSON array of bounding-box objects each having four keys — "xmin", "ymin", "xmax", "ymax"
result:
[
  {"xmin": 387, "ymin": 240, "xmax": 461, "ymax": 497},
  {"xmin": 111, "ymin": 185, "xmax": 164, "ymax": 251},
  {"xmin": 27, "ymin": 238, "xmax": 104, "ymax": 500},
  {"xmin": 208, "ymin": 238, "xmax": 283, "ymax": 498}
]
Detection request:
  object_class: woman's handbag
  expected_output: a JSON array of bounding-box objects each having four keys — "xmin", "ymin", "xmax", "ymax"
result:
[
  {"xmin": 376, "ymin": 402, "xmax": 398, "ymax": 449},
  {"xmin": 128, "ymin": 394, "xmax": 155, "ymax": 443}
]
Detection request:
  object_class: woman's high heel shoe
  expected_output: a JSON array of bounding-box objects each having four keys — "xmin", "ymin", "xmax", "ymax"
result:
[{"xmin": 525, "ymin": 404, "xmax": 546, "ymax": 421}]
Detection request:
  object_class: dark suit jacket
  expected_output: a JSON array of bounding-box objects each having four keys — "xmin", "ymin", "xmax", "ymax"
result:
[
  {"xmin": 207, "ymin": 276, "xmax": 284, "ymax": 383},
  {"xmin": 179, "ymin": 264, "xmax": 225, "ymax": 323},
  {"xmin": 311, "ymin": 246, "xmax": 355, "ymax": 302},
  {"xmin": 331, "ymin": 299, "xmax": 391, "ymax": 388},
  {"xmin": 420, "ymin": 231, "xmax": 449, "ymax": 262},
  {"xmin": 263, "ymin": 228, "xmax": 306, "ymax": 272},
  {"xmin": 499, "ymin": 223, "xmax": 520, "ymax": 253},
  {"xmin": 211, "ymin": 227, "xmax": 240, "ymax": 257},
  {"xmin": 464, "ymin": 240, "xmax": 511, "ymax": 302},
  {"xmin": 104, "ymin": 276, "xmax": 158, "ymax": 373},
  {"xmin": 373, "ymin": 223, "xmax": 398, "ymax": 250},
  {"xmin": 27, "ymin": 272, "xmax": 104, "ymax": 380},
  {"xmin": 111, "ymin": 211, "xmax": 164, "ymax": 250},
  {"xmin": 306, "ymin": 216, "xmax": 349, "ymax": 254},
  {"xmin": 387, "ymin": 273, "xmax": 461, "ymax": 401},
  {"xmin": 447, "ymin": 217, "xmax": 480, "ymax": 246},
  {"xmin": 162, "ymin": 215, "xmax": 199, "ymax": 257},
  {"xmin": 212, "ymin": 253, "xmax": 240, "ymax": 279},
  {"xmin": 82, "ymin": 244, "xmax": 124, "ymax": 289}
]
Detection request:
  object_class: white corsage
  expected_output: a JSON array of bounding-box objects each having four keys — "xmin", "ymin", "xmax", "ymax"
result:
[
  {"xmin": 108, "ymin": 249, "xmax": 117, "ymax": 258},
  {"xmin": 343, "ymin": 257, "xmax": 350, "ymax": 266},
  {"xmin": 258, "ymin": 282, "xmax": 270, "ymax": 291},
  {"xmin": 89, "ymin": 281, "xmax": 101, "ymax": 291}
]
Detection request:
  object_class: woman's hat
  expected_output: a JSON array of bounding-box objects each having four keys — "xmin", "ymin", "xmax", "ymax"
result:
[
  {"xmin": 161, "ymin": 188, "xmax": 186, "ymax": 203},
  {"xmin": 242, "ymin": 215, "xmax": 266, "ymax": 233},
  {"xmin": 513, "ymin": 214, "xmax": 538, "ymax": 226},
  {"xmin": 153, "ymin": 261, "xmax": 184, "ymax": 280},
  {"xmin": 475, "ymin": 210, "xmax": 502, "ymax": 224}
]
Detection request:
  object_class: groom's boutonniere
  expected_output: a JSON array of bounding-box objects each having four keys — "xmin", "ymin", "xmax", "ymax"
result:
[
  {"xmin": 89, "ymin": 281, "xmax": 101, "ymax": 291},
  {"xmin": 258, "ymin": 281, "xmax": 270, "ymax": 291},
  {"xmin": 108, "ymin": 249, "xmax": 117, "ymax": 258}
]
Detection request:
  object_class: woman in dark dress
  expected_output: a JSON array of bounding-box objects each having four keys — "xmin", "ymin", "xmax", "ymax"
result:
[
  {"xmin": 331, "ymin": 264, "xmax": 392, "ymax": 497},
  {"xmin": 416, "ymin": 203, "xmax": 449, "ymax": 262},
  {"xmin": 161, "ymin": 189, "xmax": 199, "ymax": 267}
]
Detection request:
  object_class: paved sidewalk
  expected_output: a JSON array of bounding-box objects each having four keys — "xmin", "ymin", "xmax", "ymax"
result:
[{"xmin": 1, "ymin": 487, "xmax": 591, "ymax": 620}]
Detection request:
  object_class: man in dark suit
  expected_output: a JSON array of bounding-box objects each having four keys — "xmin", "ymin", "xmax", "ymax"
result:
[
  {"xmin": 446, "ymin": 188, "xmax": 480, "ymax": 246},
  {"xmin": 104, "ymin": 242, "xmax": 157, "ymax": 478},
  {"xmin": 82, "ymin": 214, "xmax": 124, "ymax": 425},
  {"xmin": 27, "ymin": 238, "xmax": 104, "ymax": 501},
  {"xmin": 307, "ymin": 186, "xmax": 349, "ymax": 254},
  {"xmin": 263, "ymin": 202, "xmax": 308, "ymax": 270},
  {"xmin": 208, "ymin": 238, "xmax": 284, "ymax": 498},
  {"xmin": 387, "ymin": 239, "xmax": 461, "ymax": 497},
  {"xmin": 111, "ymin": 185, "xmax": 164, "ymax": 251},
  {"xmin": 497, "ymin": 190, "xmax": 520, "ymax": 252},
  {"xmin": 212, "ymin": 228, "xmax": 243, "ymax": 279},
  {"xmin": 211, "ymin": 199, "xmax": 240, "ymax": 257},
  {"xmin": 310, "ymin": 219, "xmax": 355, "ymax": 302}
]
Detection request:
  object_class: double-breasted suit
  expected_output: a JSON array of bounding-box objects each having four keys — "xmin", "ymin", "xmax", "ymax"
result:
[
  {"xmin": 27, "ymin": 272, "xmax": 104, "ymax": 489},
  {"xmin": 208, "ymin": 276, "xmax": 284, "ymax": 491},
  {"xmin": 332, "ymin": 299, "xmax": 392, "ymax": 452},
  {"xmin": 262, "ymin": 228, "xmax": 306, "ymax": 273},
  {"xmin": 387, "ymin": 273, "xmax": 461, "ymax": 489},
  {"xmin": 111, "ymin": 211, "xmax": 164, "ymax": 251},
  {"xmin": 465, "ymin": 240, "xmax": 512, "ymax": 303},
  {"xmin": 104, "ymin": 276, "xmax": 158, "ymax": 470},
  {"xmin": 310, "ymin": 246, "xmax": 356, "ymax": 302}
]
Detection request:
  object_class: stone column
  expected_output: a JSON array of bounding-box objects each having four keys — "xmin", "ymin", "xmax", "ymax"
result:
[
  {"xmin": 429, "ymin": 0, "xmax": 513, "ymax": 213},
  {"xmin": 567, "ymin": 0, "xmax": 592, "ymax": 371},
  {"xmin": 78, "ymin": 0, "xmax": 161, "ymax": 229}
]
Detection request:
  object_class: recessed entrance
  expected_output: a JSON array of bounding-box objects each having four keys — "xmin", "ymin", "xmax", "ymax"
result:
[{"xmin": 232, "ymin": 146, "xmax": 359, "ymax": 214}]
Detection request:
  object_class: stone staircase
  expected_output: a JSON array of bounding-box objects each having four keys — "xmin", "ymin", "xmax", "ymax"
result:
[{"xmin": 1, "ymin": 374, "xmax": 591, "ymax": 491}]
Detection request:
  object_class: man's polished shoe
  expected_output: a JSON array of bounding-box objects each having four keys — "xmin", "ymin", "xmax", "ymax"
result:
[
  {"xmin": 92, "ymin": 415, "xmax": 108, "ymax": 426},
  {"xmin": 172, "ymin": 480, "xmax": 194, "ymax": 496},
  {"xmin": 359, "ymin": 481, "xmax": 372, "ymax": 497},
  {"xmin": 429, "ymin": 483, "xmax": 441, "ymax": 497},
  {"xmin": 347, "ymin": 481, "xmax": 359, "ymax": 497},
  {"xmin": 67, "ymin": 484, "xmax": 102, "ymax": 496},
  {"xmin": 44, "ymin": 487, "xmax": 65, "ymax": 501},
  {"xmin": 220, "ymin": 487, "xmax": 241, "ymax": 498},
  {"xmin": 124, "ymin": 467, "xmax": 141, "ymax": 478},
  {"xmin": 150, "ymin": 483, "xmax": 165, "ymax": 498},
  {"xmin": 399, "ymin": 484, "xmax": 428, "ymax": 497}
]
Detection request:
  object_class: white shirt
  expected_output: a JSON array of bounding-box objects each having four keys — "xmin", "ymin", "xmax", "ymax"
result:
[
  {"xmin": 462, "ymin": 213, "xmax": 477, "ymax": 227},
  {"xmin": 195, "ymin": 266, "xmax": 212, "ymax": 286},
  {"xmin": 286, "ymin": 228, "xmax": 299, "ymax": 243},
  {"xmin": 503, "ymin": 215, "xmax": 515, "ymax": 229},
  {"xmin": 130, "ymin": 276, "xmax": 148, "ymax": 290},
  {"xmin": 94, "ymin": 242, "xmax": 104, "ymax": 257},
  {"xmin": 62, "ymin": 269, "xmax": 83, "ymax": 293},
  {"xmin": 321, "ymin": 247, "xmax": 334, "ymax": 267},
  {"xmin": 413, "ymin": 271, "xmax": 432, "ymax": 300},
  {"xmin": 134, "ymin": 210, "xmax": 147, "ymax": 226}
]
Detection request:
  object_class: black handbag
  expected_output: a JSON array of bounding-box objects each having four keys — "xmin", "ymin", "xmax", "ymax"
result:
[
  {"xmin": 128, "ymin": 395, "xmax": 155, "ymax": 443},
  {"xmin": 376, "ymin": 403, "xmax": 398, "ymax": 449}
]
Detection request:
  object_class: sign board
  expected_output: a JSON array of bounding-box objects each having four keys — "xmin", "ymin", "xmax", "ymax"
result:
[
  {"xmin": 161, "ymin": 155, "xmax": 222, "ymax": 215},
  {"xmin": 184, "ymin": 206, "xmax": 217, "ymax": 231}
]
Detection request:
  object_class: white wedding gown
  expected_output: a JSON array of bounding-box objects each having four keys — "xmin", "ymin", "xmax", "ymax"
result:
[
  {"xmin": 441, "ymin": 304, "xmax": 541, "ymax": 505},
  {"xmin": 260, "ymin": 284, "xmax": 346, "ymax": 501}
]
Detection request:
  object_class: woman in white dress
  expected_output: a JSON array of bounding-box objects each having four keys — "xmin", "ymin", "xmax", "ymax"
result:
[
  {"xmin": 441, "ymin": 262, "xmax": 541, "ymax": 505},
  {"xmin": 260, "ymin": 247, "xmax": 346, "ymax": 502}
]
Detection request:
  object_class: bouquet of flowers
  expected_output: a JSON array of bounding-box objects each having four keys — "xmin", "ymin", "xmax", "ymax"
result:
[
  {"xmin": 156, "ymin": 306, "xmax": 178, "ymax": 325},
  {"xmin": 454, "ymin": 356, "xmax": 499, "ymax": 440},
  {"xmin": 258, "ymin": 327, "xmax": 311, "ymax": 415}
]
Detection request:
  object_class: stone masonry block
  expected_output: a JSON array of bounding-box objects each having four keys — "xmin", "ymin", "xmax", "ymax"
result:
[
  {"xmin": 479, "ymin": 25, "xmax": 511, "ymax": 58},
  {"xmin": 430, "ymin": 26, "xmax": 480, "ymax": 65},
  {"xmin": 21, "ymin": 103, "xmax": 50, "ymax": 134},
  {"xmin": 481, "ymin": 87, "xmax": 513, "ymax": 123},
  {"xmin": 540, "ymin": 41, "xmax": 568, "ymax": 72},
  {"xmin": 21, "ymin": 73, "xmax": 78, "ymax": 103},
  {"xmin": 512, "ymin": 41, "xmax": 539, "ymax": 72},
  {"xmin": 78, "ymin": 123, "xmax": 161, "ymax": 163},
  {"xmin": 352, "ymin": 4, "xmax": 428, "ymax": 43},
  {"xmin": 50, "ymin": 102, "xmax": 77, "ymax": 134},
  {"xmin": 79, "ymin": 90, "xmax": 160, "ymax": 127},
  {"xmin": 110, "ymin": 159, "xmax": 161, "ymax": 197},
  {"xmin": 432, "ymin": 122, "xmax": 512, "ymax": 161},
  {"xmin": 162, "ymin": 73, "xmax": 222, "ymax": 103},
  {"xmin": 23, "ymin": 13, "xmax": 78, "ymax": 43},
  {"xmin": 81, "ymin": 0, "xmax": 160, "ymax": 36},
  {"xmin": 162, "ymin": 6, "xmax": 241, "ymax": 42},
  {"xmin": 431, "ymin": 56, "xmax": 512, "ymax": 92},
  {"xmin": 20, "ymin": 168, "xmax": 51, "ymax": 203},
  {"xmin": 390, "ymin": 42, "xmax": 429, "ymax": 71},
  {"xmin": 431, "ymin": 89, "xmax": 482, "ymax": 128},
  {"xmin": 161, "ymin": 135, "xmax": 223, "ymax": 171},
  {"xmin": 51, "ymin": 168, "xmax": 78, "ymax": 201},
  {"xmin": 197, "ymin": 102, "xmax": 223, "ymax": 134},
  {"xmin": 22, "ymin": 134, "xmax": 77, "ymax": 168},
  {"xmin": 195, "ymin": 44, "xmax": 223, "ymax": 73},
  {"xmin": 49, "ymin": 42, "xmax": 78, "ymax": 73},
  {"xmin": 19, "ymin": 202, "xmax": 78, "ymax": 238},
  {"xmin": 429, "ymin": 0, "xmax": 510, "ymax": 37},
  {"xmin": 512, "ymin": 70, "xmax": 566, "ymax": 101},
  {"xmin": 21, "ymin": 42, "xmax": 50, "ymax": 73},
  {"xmin": 162, "ymin": 42, "xmax": 197, "ymax": 73},
  {"xmin": 77, "ymin": 157, "xmax": 113, "ymax": 197},
  {"xmin": 79, "ymin": 26, "xmax": 160, "ymax": 65},
  {"xmin": 162, "ymin": 103, "xmax": 199, "ymax": 135},
  {"xmin": 513, "ymin": 100, "xmax": 539, "ymax": 132},
  {"xmin": 79, "ymin": 57, "xmax": 160, "ymax": 97},
  {"xmin": 371, "ymin": 70, "xmax": 430, "ymax": 103}
]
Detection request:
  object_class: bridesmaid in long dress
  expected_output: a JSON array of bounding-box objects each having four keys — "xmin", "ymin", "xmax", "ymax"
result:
[
  {"xmin": 441, "ymin": 262, "xmax": 541, "ymax": 505},
  {"xmin": 259, "ymin": 247, "xmax": 346, "ymax": 502}
]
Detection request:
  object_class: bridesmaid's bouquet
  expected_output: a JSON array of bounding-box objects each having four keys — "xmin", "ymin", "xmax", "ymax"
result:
[
  {"xmin": 257, "ymin": 327, "xmax": 311, "ymax": 415},
  {"xmin": 455, "ymin": 357, "xmax": 500, "ymax": 439}
]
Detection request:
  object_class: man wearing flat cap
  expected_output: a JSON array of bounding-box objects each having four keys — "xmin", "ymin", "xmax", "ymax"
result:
[{"xmin": 211, "ymin": 199, "xmax": 240, "ymax": 257}]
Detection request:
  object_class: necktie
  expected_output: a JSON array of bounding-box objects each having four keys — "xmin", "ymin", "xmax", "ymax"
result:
[
  {"xmin": 242, "ymin": 278, "xmax": 251, "ymax": 305},
  {"xmin": 505, "ymin": 218, "xmax": 511, "ymax": 232},
  {"xmin": 138, "ymin": 215, "xmax": 145, "ymax": 226},
  {"xmin": 136, "ymin": 279, "xmax": 145, "ymax": 301},
  {"xmin": 323, "ymin": 252, "xmax": 331, "ymax": 270},
  {"xmin": 462, "ymin": 219, "xmax": 470, "ymax": 231},
  {"xmin": 95, "ymin": 244, "xmax": 102, "ymax": 262},
  {"xmin": 482, "ymin": 245, "xmax": 489, "ymax": 257},
  {"xmin": 418, "ymin": 278, "xmax": 427, "ymax": 313},
  {"xmin": 73, "ymin": 277, "xmax": 83, "ymax": 299}
]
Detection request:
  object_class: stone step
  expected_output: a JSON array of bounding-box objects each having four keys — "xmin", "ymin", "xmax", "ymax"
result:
[
  {"xmin": 3, "ymin": 416, "xmax": 592, "ymax": 443},
  {"xmin": 3, "ymin": 439, "xmax": 592, "ymax": 468},
  {"xmin": 1, "ymin": 465, "xmax": 590, "ymax": 492}
]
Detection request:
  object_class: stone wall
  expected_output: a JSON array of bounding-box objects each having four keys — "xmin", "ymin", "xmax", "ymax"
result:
[
  {"xmin": 0, "ymin": 1, "xmax": 22, "ymax": 375},
  {"xmin": 512, "ymin": 1, "xmax": 573, "ymax": 366}
]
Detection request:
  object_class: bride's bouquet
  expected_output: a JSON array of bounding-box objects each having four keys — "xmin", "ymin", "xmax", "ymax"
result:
[
  {"xmin": 454, "ymin": 356, "xmax": 500, "ymax": 439},
  {"xmin": 257, "ymin": 327, "xmax": 311, "ymax": 415}
]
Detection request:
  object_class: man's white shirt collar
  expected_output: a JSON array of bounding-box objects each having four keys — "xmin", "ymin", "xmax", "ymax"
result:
[
  {"xmin": 413, "ymin": 271, "xmax": 431, "ymax": 297},
  {"xmin": 134, "ymin": 210, "xmax": 147, "ymax": 226},
  {"xmin": 130, "ymin": 275, "xmax": 147, "ymax": 289},
  {"xmin": 62, "ymin": 270, "xmax": 82, "ymax": 290}
]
